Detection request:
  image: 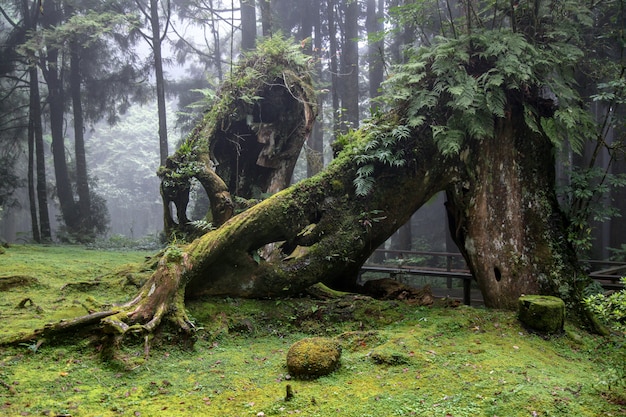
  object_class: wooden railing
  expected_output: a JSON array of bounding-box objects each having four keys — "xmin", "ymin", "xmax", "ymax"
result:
[{"xmin": 359, "ymin": 250, "xmax": 626, "ymax": 306}]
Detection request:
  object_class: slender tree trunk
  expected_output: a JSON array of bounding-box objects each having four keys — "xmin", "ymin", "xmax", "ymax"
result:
[
  {"xmin": 27, "ymin": 107, "xmax": 40, "ymax": 243},
  {"xmin": 308, "ymin": 0, "xmax": 324, "ymax": 177},
  {"xmin": 32, "ymin": 66, "xmax": 51, "ymax": 241},
  {"xmin": 390, "ymin": 224, "xmax": 412, "ymax": 251},
  {"xmin": 209, "ymin": 0, "xmax": 224, "ymax": 82},
  {"xmin": 45, "ymin": 47, "xmax": 79, "ymax": 234},
  {"xmin": 23, "ymin": 0, "xmax": 41, "ymax": 243},
  {"xmin": 367, "ymin": 0, "xmax": 384, "ymax": 111},
  {"xmin": 388, "ymin": 0, "xmax": 413, "ymax": 64},
  {"xmin": 240, "ymin": 0, "xmax": 256, "ymax": 51},
  {"xmin": 150, "ymin": 0, "xmax": 169, "ymax": 167},
  {"xmin": 327, "ymin": 0, "xmax": 340, "ymax": 141},
  {"xmin": 70, "ymin": 40, "xmax": 92, "ymax": 238},
  {"xmin": 340, "ymin": 0, "xmax": 359, "ymax": 130},
  {"xmin": 40, "ymin": 3, "xmax": 77, "ymax": 235},
  {"xmin": 259, "ymin": 0, "xmax": 271, "ymax": 36}
]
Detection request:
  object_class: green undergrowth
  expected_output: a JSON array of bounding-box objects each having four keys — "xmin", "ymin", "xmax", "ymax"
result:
[{"xmin": 1, "ymin": 245, "xmax": 625, "ymax": 416}]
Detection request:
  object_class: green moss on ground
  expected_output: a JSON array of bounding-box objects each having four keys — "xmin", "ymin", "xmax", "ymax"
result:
[{"xmin": 0, "ymin": 245, "xmax": 624, "ymax": 416}]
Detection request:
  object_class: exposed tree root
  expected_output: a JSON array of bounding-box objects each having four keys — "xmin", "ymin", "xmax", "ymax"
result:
[
  {"xmin": 0, "ymin": 379, "xmax": 17, "ymax": 395},
  {"xmin": 0, "ymin": 275, "xmax": 39, "ymax": 291}
]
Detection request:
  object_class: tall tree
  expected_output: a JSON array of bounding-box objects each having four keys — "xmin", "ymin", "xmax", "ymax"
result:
[
  {"xmin": 307, "ymin": 0, "xmax": 324, "ymax": 177},
  {"xmin": 327, "ymin": 0, "xmax": 340, "ymax": 140},
  {"xmin": 7, "ymin": 7, "xmax": 620, "ymax": 348},
  {"xmin": 339, "ymin": 0, "xmax": 359, "ymax": 130},
  {"xmin": 366, "ymin": 0, "xmax": 384, "ymax": 110},
  {"xmin": 39, "ymin": 2, "xmax": 80, "ymax": 237},
  {"xmin": 240, "ymin": 0, "xmax": 256, "ymax": 51},
  {"xmin": 68, "ymin": 22, "xmax": 92, "ymax": 237},
  {"xmin": 136, "ymin": 0, "xmax": 171, "ymax": 167}
]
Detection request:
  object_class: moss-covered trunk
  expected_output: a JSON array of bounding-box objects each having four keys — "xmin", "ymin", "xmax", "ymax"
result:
[
  {"xmin": 83, "ymin": 131, "xmax": 453, "ymax": 346},
  {"xmin": 446, "ymin": 103, "xmax": 585, "ymax": 309},
  {"xmin": 181, "ymin": 136, "xmax": 453, "ymax": 298}
]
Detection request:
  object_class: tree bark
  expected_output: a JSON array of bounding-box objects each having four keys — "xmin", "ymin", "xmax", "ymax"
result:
[
  {"xmin": 31, "ymin": 65, "xmax": 51, "ymax": 242},
  {"xmin": 446, "ymin": 102, "xmax": 582, "ymax": 309},
  {"xmin": 240, "ymin": 0, "xmax": 256, "ymax": 51},
  {"xmin": 44, "ymin": 47, "xmax": 80, "ymax": 235},
  {"xmin": 24, "ymin": 0, "xmax": 41, "ymax": 243},
  {"xmin": 70, "ymin": 40, "xmax": 92, "ymax": 239},
  {"xmin": 308, "ymin": 0, "xmax": 324, "ymax": 177},
  {"xmin": 340, "ymin": 0, "xmax": 359, "ymax": 130},
  {"xmin": 147, "ymin": 0, "xmax": 170, "ymax": 167},
  {"xmin": 259, "ymin": 0, "xmax": 271, "ymax": 36},
  {"xmin": 327, "ymin": 0, "xmax": 340, "ymax": 141},
  {"xmin": 27, "ymin": 102, "xmax": 40, "ymax": 243},
  {"xmin": 367, "ymin": 0, "xmax": 385, "ymax": 111}
]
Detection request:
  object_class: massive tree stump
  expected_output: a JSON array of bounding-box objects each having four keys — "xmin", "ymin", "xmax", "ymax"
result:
[{"xmin": 158, "ymin": 36, "xmax": 317, "ymax": 239}]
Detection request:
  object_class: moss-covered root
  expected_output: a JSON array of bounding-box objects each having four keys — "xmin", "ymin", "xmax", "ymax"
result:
[
  {"xmin": 0, "ymin": 254, "xmax": 197, "ymax": 358},
  {"xmin": 0, "ymin": 310, "xmax": 119, "ymax": 346},
  {"xmin": 99, "ymin": 255, "xmax": 196, "ymax": 354}
]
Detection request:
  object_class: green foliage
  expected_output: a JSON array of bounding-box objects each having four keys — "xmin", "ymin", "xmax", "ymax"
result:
[
  {"xmin": 188, "ymin": 219, "xmax": 214, "ymax": 232},
  {"xmin": 354, "ymin": 26, "xmax": 592, "ymax": 195},
  {"xmin": 88, "ymin": 234, "xmax": 162, "ymax": 251},
  {"xmin": 387, "ymin": 30, "xmax": 588, "ymax": 154},
  {"xmin": 219, "ymin": 33, "xmax": 315, "ymax": 111},
  {"xmin": 352, "ymin": 117, "xmax": 410, "ymax": 196},
  {"xmin": 585, "ymin": 278, "xmax": 626, "ymax": 333},
  {"xmin": 164, "ymin": 244, "xmax": 184, "ymax": 263},
  {"xmin": 557, "ymin": 166, "xmax": 626, "ymax": 254},
  {"xmin": 609, "ymin": 244, "xmax": 626, "ymax": 262}
]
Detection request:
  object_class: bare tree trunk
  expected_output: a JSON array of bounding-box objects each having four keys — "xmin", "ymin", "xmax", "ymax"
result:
[
  {"xmin": 150, "ymin": 0, "xmax": 169, "ymax": 167},
  {"xmin": 44, "ymin": 46, "xmax": 80, "ymax": 235},
  {"xmin": 70, "ymin": 40, "xmax": 92, "ymax": 239},
  {"xmin": 259, "ymin": 0, "xmax": 271, "ymax": 36},
  {"xmin": 308, "ymin": 0, "xmax": 324, "ymax": 177},
  {"xmin": 327, "ymin": 0, "xmax": 340, "ymax": 141},
  {"xmin": 240, "ymin": 0, "xmax": 256, "ymax": 51},
  {"xmin": 367, "ymin": 0, "xmax": 384, "ymax": 110},
  {"xmin": 27, "ymin": 104, "xmax": 40, "ymax": 243},
  {"xmin": 31, "ymin": 66, "xmax": 51, "ymax": 241},
  {"xmin": 340, "ymin": 0, "xmax": 359, "ymax": 130},
  {"xmin": 22, "ymin": 0, "xmax": 51, "ymax": 241}
]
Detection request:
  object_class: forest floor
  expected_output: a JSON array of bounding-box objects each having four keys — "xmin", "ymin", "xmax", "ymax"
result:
[{"xmin": 0, "ymin": 244, "xmax": 625, "ymax": 417}]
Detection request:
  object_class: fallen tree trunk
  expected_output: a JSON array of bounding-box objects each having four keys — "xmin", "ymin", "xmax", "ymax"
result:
[{"xmin": 3, "ymin": 124, "xmax": 454, "ymax": 349}]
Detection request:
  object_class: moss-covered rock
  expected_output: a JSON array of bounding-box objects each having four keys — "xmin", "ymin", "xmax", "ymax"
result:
[
  {"xmin": 286, "ymin": 337, "xmax": 341, "ymax": 379},
  {"xmin": 518, "ymin": 295, "xmax": 565, "ymax": 334}
]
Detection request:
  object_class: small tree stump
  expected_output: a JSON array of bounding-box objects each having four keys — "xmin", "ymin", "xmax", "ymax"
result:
[
  {"xmin": 286, "ymin": 337, "xmax": 341, "ymax": 379},
  {"xmin": 518, "ymin": 295, "xmax": 565, "ymax": 334}
]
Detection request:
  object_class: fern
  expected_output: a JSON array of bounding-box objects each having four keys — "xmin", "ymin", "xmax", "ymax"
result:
[{"xmin": 354, "ymin": 23, "xmax": 593, "ymax": 194}]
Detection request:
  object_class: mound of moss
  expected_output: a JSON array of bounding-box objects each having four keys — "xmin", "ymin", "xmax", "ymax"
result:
[{"xmin": 286, "ymin": 337, "xmax": 342, "ymax": 379}]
